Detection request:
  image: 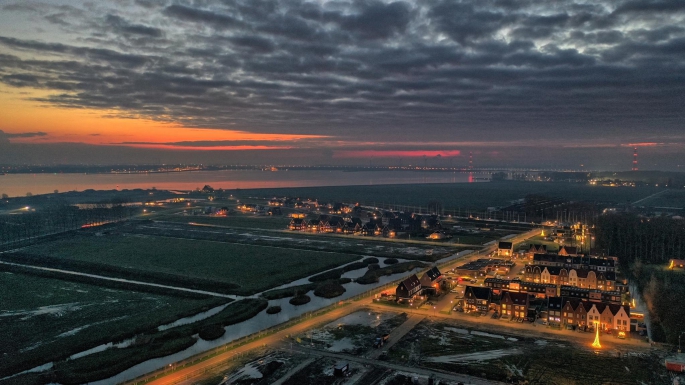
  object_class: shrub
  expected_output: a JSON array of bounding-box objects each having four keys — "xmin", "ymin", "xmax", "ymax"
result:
[
  {"xmin": 367, "ymin": 263, "xmax": 380, "ymax": 270},
  {"xmin": 362, "ymin": 257, "xmax": 379, "ymax": 264},
  {"xmin": 266, "ymin": 306, "xmax": 282, "ymax": 314},
  {"xmin": 198, "ymin": 324, "xmax": 225, "ymax": 341},
  {"xmin": 313, "ymin": 282, "xmax": 346, "ymax": 298},
  {"xmin": 384, "ymin": 258, "xmax": 399, "ymax": 265},
  {"xmin": 289, "ymin": 295, "xmax": 311, "ymax": 306}
]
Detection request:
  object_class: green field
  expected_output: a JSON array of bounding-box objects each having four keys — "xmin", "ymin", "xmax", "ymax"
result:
[
  {"xmin": 228, "ymin": 181, "xmax": 662, "ymax": 210},
  {"xmin": 20, "ymin": 233, "xmax": 359, "ymax": 294},
  {"xmin": 0, "ymin": 271, "xmax": 225, "ymax": 377}
]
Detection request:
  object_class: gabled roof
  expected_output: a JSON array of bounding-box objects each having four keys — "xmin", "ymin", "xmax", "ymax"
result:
[
  {"xmin": 608, "ymin": 304, "xmax": 630, "ymax": 317},
  {"xmin": 562, "ymin": 297, "xmax": 582, "ymax": 311},
  {"xmin": 502, "ymin": 291, "xmax": 528, "ymax": 304},
  {"xmin": 290, "ymin": 218, "xmax": 305, "ymax": 224},
  {"xmin": 529, "ymin": 244, "xmax": 547, "ymax": 253},
  {"xmin": 465, "ymin": 286, "xmax": 492, "ymax": 300},
  {"xmin": 559, "ymin": 246, "xmax": 578, "ymax": 255},
  {"xmin": 498, "ymin": 241, "xmax": 513, "ymax": 250},
  {"xmin": 399, "ymin": 274, "xmax": 421, "ymax": 291},
  {"xmin": 424, "ymin": 267, "xmax": 442, "ymax": 282},
  {"xmin": 308, "ymin": 219, "xmax": 321, "ymax": 225}
]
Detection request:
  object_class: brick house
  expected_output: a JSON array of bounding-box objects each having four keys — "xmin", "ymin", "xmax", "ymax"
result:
[
  {"xmin": 500, "ymin": 291, "xmax": 530, "ymax": 320},
  {"xmin": 395, "ymin": 275, "xmax": 422, "ymax": 302},
  {"xmin": 464, "ymin": 286, "xmax": 492, "ymax": 312}
]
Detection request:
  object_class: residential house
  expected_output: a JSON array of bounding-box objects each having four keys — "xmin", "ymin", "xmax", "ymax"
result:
[
  {"xmin": 527, "ymin": 244, "xmax": 547, "ymax": 259},
  {"xmin": 500, "ymin": 291, "xmax": 530, "ymax": 320},
  {"xmin": 586, "ymin": 302, "xmax": 606, "ymax": 329},
  {"xmin": 497, "ymin": 241, "xmax": 514, "ymax": 257},
  {"xmin": 610, "ymin": 304, "xmax": 631, "ymax": 331},
  {"xmin": 547, "ymin": 297, "xmax": 563, "ymax": 326},
  {"xmin": 267, "ymin": 207, "xmax": 282, "ymax": 216},
  {"xmin": 396, "ymin": 274, "xmax": 422, "ymax": 302},
  {"xmin": 288, "ymin": 218, "xmax": 306, "ymax": 231},
  {"xmin": 421, "ymin": 216, "xmax": 441, "ymax": 230},
  {"xmin": 327, "ymin": 216, "xmax": 345, "ymax": 233},
  {"xmin": 361, "ymin": 223, "xmax": 375, "ymax": 236},
  {"xmin": 561, "ymin": 298, "xmax": 583, "ymax": 327},
  {"xmin": 464, "ymin": 286, "xmax": 492, "ymax": 312},
  {"xmin": 420, "ymin": 267, "xmax": 443, "ymax": 293},
  {"xmin": 382, "ymin": 225, "xmax": 397, "ymax": 238},
  {"xmin": 307, "ymin": 219, "xmax": 321, "ymax": 232}
]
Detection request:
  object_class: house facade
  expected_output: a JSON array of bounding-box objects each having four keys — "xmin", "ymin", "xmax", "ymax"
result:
[
  {"xmin": 395, "ymin": 275, "xmax": 422, "ymax": 301},
  {"xmin": 500, "ymin": 291, "xmax": 529, "ymax": 320},
  {"xmin": 464, "ymin": 286, "xmax": 492, "ymax": 312}
]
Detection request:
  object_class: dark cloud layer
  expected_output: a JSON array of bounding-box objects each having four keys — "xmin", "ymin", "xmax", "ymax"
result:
[{"xmin": 0, "ymin": 0, "xmax": 684, "ymax": 144}]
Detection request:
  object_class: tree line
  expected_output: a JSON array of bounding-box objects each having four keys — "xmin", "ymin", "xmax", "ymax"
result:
[{"xmin": 594, "ymin": 213, "xmax": 685, "ymax": 265}]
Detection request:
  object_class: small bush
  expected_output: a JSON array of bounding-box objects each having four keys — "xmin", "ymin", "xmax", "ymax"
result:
[
  {"xmin": 198, "ymin": 324, "xmax": 225, "ymax": 341},
  {"xmin": 362, "ymin": 257, "xmax": 379, "ymax": 264},
  {"xmin": 313, "ymin": 282, "xmax": 346, "ymax": 298},
  {"xmin": 384, "ymin": 258, "xmax": 399, "ymax": 265},
  {"xmin": 266, "ymin": 306, "xmax": 282, "ymax": 314},
  {"xmin": 367, "ymin": 263, "xmax": 380, "ymax": 270},
  {"xmin": 289, "ymin": 295, "xmax": 311, "ymax": 306}
]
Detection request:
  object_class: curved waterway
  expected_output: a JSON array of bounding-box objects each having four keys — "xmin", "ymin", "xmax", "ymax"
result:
[{"xmin": 6, "ymin": 251, "xmax": 470, "ymax": 384}]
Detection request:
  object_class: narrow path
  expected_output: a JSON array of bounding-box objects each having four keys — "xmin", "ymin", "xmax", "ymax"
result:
[
  {"xmin": 632, "ymin": 189, "xmax": 668, "ymax": 205},
  {"xmin": 292, "ymin": 346, "xmax": 505, "ymax": 385},
  {"xmin": 367, "ymin": 314, "xmax": 425, "ymax": 359},
  {"xmin": 0, "ymin": 261, "xmax": 239, "ymax": 299},
  {"xmin": 270, "ymin": 357, "xmax": 315, "ymax": 385}
]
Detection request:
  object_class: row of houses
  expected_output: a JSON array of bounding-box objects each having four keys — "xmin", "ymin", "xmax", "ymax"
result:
[
  {"xmin": 523, "ymin": 265, "xmax": 616, "ymax": 291},
  {"xmin": 463, "ymin": 286, "xmax": 630, "ymax": 331},
  {"xmin": 484, "ymin": 278, "xmax": 622, "ymax": 304},
  {"xmin": 288, "ymin": 217, "xmax": 398, "ymax": 237},
  {"xmin": 531, "ymin": 253, "xmax": 616, "ymax": 272}
]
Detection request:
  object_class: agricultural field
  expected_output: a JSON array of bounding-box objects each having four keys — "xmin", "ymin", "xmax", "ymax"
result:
[
  {"xmin": 386, "ymin": 319, "xmax": 669, "ymax": 384},
  {"xmin": 16, "ymin": 232, "xmax": 359, "ymax": 295},
  {"xmin": 0, "ymin": 270, "xmax": 226, "ymax": 378},
  {"xmin": 228, "ymin": 181, "xmax": 663, "ymax": 210}
]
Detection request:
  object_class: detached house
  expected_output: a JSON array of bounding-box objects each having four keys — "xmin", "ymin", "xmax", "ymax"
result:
[
  {"xmin": 396, "ymin": 275, "xmax": 422, "ymax": 302},
  {"xmin": 497, "ymin": 241, "xmax": 514, "ymax": 257},
  {"xmin": 547, "ymin": 297, "xmax": 563, "ymax": 326},
  {"xmin": 420, "ymin": 267, "xmax": 443, "ymax": 293},
  {"xmin": 464, "ymin": 286, "xmax": 492, "ymax": 312}
]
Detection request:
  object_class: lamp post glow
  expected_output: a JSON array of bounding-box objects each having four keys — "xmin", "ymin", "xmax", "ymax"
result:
[{"xmin": 592, "ymin": 322, "xmax": 602, "ymax": 349}]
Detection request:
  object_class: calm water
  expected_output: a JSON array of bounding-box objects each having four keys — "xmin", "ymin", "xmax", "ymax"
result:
[{"xmin": 0, "ymin": 170, "xmax": 483, "ymax": 197}]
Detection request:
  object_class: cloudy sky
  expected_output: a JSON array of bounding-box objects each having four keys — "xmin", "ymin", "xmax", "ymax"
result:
[{"xmin": 1, "ymin": 0, "xmax": 684, "ymax": 169}]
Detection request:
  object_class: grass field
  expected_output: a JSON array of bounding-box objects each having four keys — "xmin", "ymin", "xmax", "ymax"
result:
[
  {"xmin": 0, "ymin": 271, "xmax": 226, "ymax": 377},
  {"xmin": 228, "ymin": 181, "xmax": 663, "ymax": 210},
  {"xmin": 20, "ymin": 233, "xmax": 359, "ymax": 294}
]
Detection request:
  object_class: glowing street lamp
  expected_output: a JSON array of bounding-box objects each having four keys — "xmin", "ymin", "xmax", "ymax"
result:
[{"xmin": 592, "ymin": 322, "xmax": 602, "ymax": 349}]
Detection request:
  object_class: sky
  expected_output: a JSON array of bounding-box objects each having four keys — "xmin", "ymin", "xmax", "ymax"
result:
[{"xmin": 1, "ymin": 0, "xmax": 684, "ymax": 169}]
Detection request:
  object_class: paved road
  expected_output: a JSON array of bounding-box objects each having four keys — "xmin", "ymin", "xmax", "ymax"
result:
[{"xmin": 292, "ymin": 346, "xmax": 505, "ymax": 385}]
